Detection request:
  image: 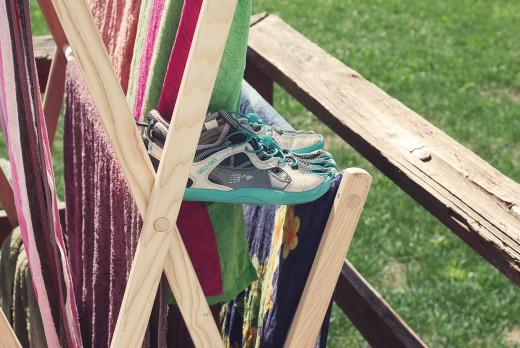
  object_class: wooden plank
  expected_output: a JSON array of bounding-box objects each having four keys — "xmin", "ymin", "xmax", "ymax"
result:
[
  {"xmin": 285, "ymin": 168, "xmax": 372, "ymax": 348},
  {"xmin": 0, "ymin": 167, "xmax": 17, "ymax": 228},
  {"xmin": 244, "ymin": 59, "xmax": 273, "ymax": 105},
  {"xmin": 34, "ymin": 35, "xmax": 54, "ymax": 92},
  {"xmin": 36, "ymin": 0, "xmax": 68, "ymax": 93},
  {"xmin": 0, "ymin": 211, "xmax": 13, "ymax": 250},
  {"xmin": 0, "ymin": 308, "xmax": 22, "ymax": 348},
  {"xmin": 247, "ymin": 14, "xmax": 520, "ymax": 284},
  {"xmin": 111, "ymin": 0, "xmax": 237, "ymax": 346},
  {"xmin": 43, "ymin": 48, "xmax": 66, "ymax": 147},
  {"xmin": 335, "ymin": 261, "xmax": 428, "ymax": 348}
]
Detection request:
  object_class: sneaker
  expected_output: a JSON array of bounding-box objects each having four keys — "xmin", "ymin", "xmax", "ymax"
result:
[
  {"xmin": 205, "ymin": 111, "xmax": 325, "ymax": 154},
  {"xmin": 143, "ymin": 109, "xmax": 336, "ymax": 205}
]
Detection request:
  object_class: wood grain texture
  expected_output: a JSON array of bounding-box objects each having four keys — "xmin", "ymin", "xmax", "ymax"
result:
[
  {"xmin": 0, "ymin": 308, "xmax": 22, "ymax": 348},
  {"xmin": 112, "ymin": 0, "xmax": 237, "ymax": 346},
  {"xmin": 285, "ymin": 168, "xmax": 372, "ymax": 348},
  {"xmin": 247, "ymin": 14, "xmax": 520, "ymax": 284},
  {"xmin": 335, "ymin": 261, "xmax": 428, "ymax": 348}
]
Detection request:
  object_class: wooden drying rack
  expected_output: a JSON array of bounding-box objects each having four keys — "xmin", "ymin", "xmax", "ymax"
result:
[{"xmin": 0, "ymin": 0, "xmax": 371, "ymax": 347}]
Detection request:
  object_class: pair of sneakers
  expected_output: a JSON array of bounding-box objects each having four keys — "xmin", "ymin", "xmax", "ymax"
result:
[{"xmin": 143, "ymin": 109, "xmax": 336, "ymax": 205}]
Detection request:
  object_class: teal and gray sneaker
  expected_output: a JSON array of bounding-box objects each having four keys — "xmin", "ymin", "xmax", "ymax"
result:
[
  {"xmin": 204, "ymin": 111, "xmax": 324, "ymax": 154},
  {"xmin": 143, "ymin": 109, "xmax": 336, "ymax": 205}
]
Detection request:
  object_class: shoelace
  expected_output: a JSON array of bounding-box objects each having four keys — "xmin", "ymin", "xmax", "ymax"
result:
[
  {"xmin": 232, "ymin": 111, "xmax": 273, "ymax": 131},
  {"xmin": 225, "ymin": 129, "xmax": 299, "ymax": 168}
]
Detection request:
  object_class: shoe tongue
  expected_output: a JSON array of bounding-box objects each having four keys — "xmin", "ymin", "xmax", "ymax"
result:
[{"xmin": 218, "ymin": 109, "xmax": 252, "ymax": 133}]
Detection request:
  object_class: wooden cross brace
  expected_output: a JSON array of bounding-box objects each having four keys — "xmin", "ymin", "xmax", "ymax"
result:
[
  {"xmin": 44, "ymin": 0, "xmax": 237, "ymax": 346},
  {"xmin": 0, "ymin": 0, "xmax": 374, "ymax": 347}
]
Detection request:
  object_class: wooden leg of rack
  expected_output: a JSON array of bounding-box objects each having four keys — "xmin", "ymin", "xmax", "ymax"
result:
[
  {"xmin": 0, "ymin": 167, "xmax": 17, "ymax": 229},
  {"xmin": 43, "ymin": 48, "xmax": 67, "ymax": 147},
  {"xmin": 284, "ymin": 168, "xmax": 372, "ymax": 348},
  {"xmin": 0, "ymin": 308, "xmax": 22, "ymax": 348}
]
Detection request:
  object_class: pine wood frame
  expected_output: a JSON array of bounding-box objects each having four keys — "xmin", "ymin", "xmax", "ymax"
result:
[{"xmin": 0, "ymin": 1, "xmax": 371, "ymax": 347}]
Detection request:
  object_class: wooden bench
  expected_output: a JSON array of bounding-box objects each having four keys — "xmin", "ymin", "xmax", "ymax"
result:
[{"xmin": 1, "ymin": 12, "xmax": 518, "ymax": 348}]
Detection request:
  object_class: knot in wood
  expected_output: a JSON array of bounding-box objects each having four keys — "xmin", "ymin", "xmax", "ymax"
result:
[{"xmin": 153, "ymin": 217, "xmax": 170, "ymax": 232}]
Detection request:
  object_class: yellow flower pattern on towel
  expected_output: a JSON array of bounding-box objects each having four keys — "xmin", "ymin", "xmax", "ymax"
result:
[{"xmin": 283, "ymin": 205, "xmax": 300, "ymax": 259}]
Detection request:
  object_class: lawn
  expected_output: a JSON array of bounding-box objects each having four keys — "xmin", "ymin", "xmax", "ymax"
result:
[{"xmin": 3, "ymin": 0, "xmax": 520, "ymax": 347}]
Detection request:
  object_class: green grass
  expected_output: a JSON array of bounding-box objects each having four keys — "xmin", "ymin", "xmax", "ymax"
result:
[
  {"xmin": 2, "ymin": 1, "xmax": 519, "ymax": 347},
  {"xmin": 252, "ymin": 1, "xmax": 520, "ymax": 347}
]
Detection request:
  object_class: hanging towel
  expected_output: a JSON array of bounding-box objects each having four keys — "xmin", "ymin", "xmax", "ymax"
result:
[
  {"xmin": 156, "ymin": 0, "xmax": 202, "ymax": 119},
  {"xmin": 60, "ymin": 0, "xmax": 170, "ymax": 346},
  {"xmin": 220, "ymin": 82, "xmax": 334, "ymax": 347},
  {"xmin": 64, "ymin": 60, "xmax": 170, "ymax": 347},
  {"xmin": 112, "ymin": 0, "xmax": 144, "ymax": 92},
  {"xmin": 157, "ymin": 0, "xmax": 252, "ymax": 119},
  {"xmin": 128, "ymin": 0, "xmax": 257, "ymax": 305},
  {"xmin": 89, "ymin": 0, "xmax": 144, "ymax": 93},
  {"xmin": 0, "ymin": 0, "xmax": 82, "ymax": 346},
  {"xmin": 126, "ymin": 0, "xmax": 155, "ymax": 103},
  {"xmin": 128, "ymin": 0, "xmax": 183, "ymax": 119}
]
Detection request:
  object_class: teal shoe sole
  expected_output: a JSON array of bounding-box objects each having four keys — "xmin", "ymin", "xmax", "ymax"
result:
[{"xmin": 184, "ymin": 175, "xmax": 332, "ymax": 205}]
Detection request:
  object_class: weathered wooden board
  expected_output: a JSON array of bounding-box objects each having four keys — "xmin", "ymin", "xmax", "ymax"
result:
[
  {"xmin": 335, "ymin": 261, "xmax": 428, "ymax": 347},
  {"xmin": 247, "ymin": 14, "xmax": 520, "ymax": 284}
]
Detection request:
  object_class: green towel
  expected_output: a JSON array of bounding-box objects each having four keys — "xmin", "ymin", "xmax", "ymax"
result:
[
  {"xmin": 209, "ymin": 0, "xmax": 252, "ymax": 113},
  {"xmin": 127, "ymin": 0, "xmax": 256, "ymax": 305},
  {"xmin": 138, "ymin": 0, "xmax": 184, "ymax": 120},
  {"xmin": 126, "ymin": 0, "xmax": 154, "ymax": 107}
]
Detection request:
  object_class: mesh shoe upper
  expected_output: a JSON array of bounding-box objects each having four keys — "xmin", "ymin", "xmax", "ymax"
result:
[{"xmin": 204, "ymin": 111, "xmax": 325, "ymax": 154}]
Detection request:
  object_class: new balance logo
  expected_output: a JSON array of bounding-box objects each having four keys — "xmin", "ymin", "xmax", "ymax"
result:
[
  {"xmin": 197, "ymin": 158, "xmax": 218, "ymax": 175},
  {"xmin": 229, "ymin": 173, "xmax": 253, "ymax": 184}
]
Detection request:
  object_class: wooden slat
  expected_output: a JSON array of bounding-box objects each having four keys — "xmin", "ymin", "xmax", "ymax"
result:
[
  {"xmin": 43, "ymin": 48, "xmax": 66, "ymax": 147},
  {"xmin": 0, "ymin": 309, "xmax": 21, "ymax": 348},
  {"xmin": 247, "ymin": 14, "xmax": 520, "ymax": 284},
  {"xmin": 244, "ymin": 60, "xmax": 273, "ymax": 105},
  {"xmin": 335, "ymin": 261, "xmax": 428, "ymax": 348},
  {"xmin": 285, "ymin": 168, "xmax": 372, "ymax": 348},
  {"xmin": 34, "ymin": 35, "xmax": 54, "ymax": 92},
  {"xmin": 0, "ymin": 210, "xmax": 14, "ymax": 241},
  {"xmin": 113, "ymin": 0, "xmax": 237, "ymax": 344},
  {"xmin": 0, "ymin": 167, "xmax": 17, "ymax": 228}
]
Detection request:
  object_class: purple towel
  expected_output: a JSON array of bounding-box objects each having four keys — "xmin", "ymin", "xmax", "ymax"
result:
[{"xmin": 64, "ymin": 60, "xmax": 169, "ymax": 347}]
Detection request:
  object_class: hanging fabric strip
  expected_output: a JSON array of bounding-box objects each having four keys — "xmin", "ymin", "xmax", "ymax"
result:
[{"xmin": 0, "ymin": 0, "xmax": 83, "ymax": 347}]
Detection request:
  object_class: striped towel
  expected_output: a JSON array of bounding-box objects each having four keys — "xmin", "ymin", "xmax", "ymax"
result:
[{"xmin": 0, "ymin": 0, "xmax": 82, "ymax": 346}]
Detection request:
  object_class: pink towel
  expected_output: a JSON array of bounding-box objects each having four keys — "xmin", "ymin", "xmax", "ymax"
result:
[
  {"xmin": 132, "ymin": 0, "xmax": 166, "ymax": 119},
  {"xmin": 157, "ymin": 0, "xmax": 203, "ymax": 120}
]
